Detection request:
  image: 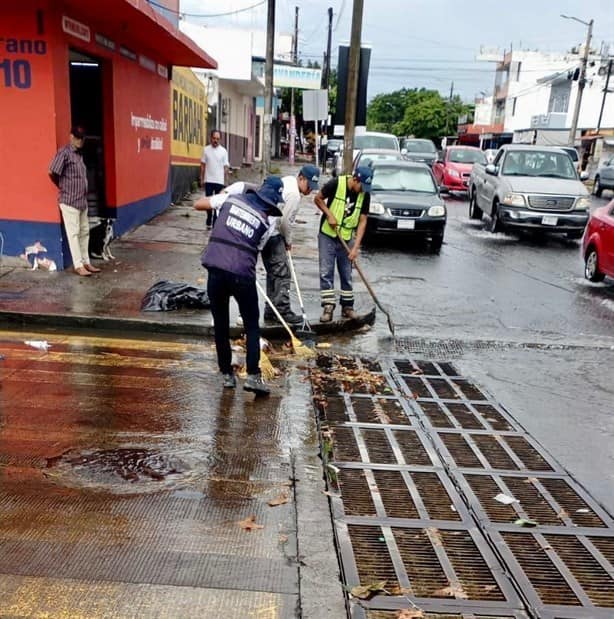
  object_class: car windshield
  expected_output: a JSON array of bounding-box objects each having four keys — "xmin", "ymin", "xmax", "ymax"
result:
[
  {"xmin": 328, "ymin": 139, "xmax": 342, "ymax": 150},
  {"xmin": 403, "ymin": 139, "xmax": 436, "ymax": 153},
  {"xmin": 448, "ymin": 149, "xmax": 486, "ymax": 164},
  {"xmin": 355, "ymin": 134, "xmax": 399, "ymax": 150},
  {"xmin": 372, "ymin": 166, "xmax": 437, "ymax": 193},
  {"xmin": 501, "ymin": 151, "xmax": 577, "ymax": 179}
]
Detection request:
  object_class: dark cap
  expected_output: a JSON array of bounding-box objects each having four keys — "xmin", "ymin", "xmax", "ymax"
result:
[
  {"xmin": 252, "ymin": 176, "xmax": 285, "ymax": 216},
  {"xmin": 70, "ymin": 125, "xmax": 86, "ymax": 140},
  {"xmin": 353, "ymin": 166, "xmax": 373, "ymax": 192},
  {"xmin": 299, "ymin": 164, "xmax": 321, "ymax": 191}
]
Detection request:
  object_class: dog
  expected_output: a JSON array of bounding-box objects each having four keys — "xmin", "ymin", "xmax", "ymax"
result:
[{"xmin": 88, "ymin": 218, "xmax": 116, "ymax": 261}]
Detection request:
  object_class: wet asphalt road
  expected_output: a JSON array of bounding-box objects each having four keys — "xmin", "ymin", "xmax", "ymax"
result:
[{"xmin": 357, "ymin": 192, "xmax": 614, "ymax": 344}]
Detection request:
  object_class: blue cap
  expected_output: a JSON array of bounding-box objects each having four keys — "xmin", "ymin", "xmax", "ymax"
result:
[
  {"xmin": 299, "ymin": 164, "xmax": 321, "ymax": 191},
  {"xmin": 353, "ymin": 166, "xmax": 373, "ymax": 192},
  {"xmin": 253, "ymin": 176, "xmax": 285, "ymax": 215}
]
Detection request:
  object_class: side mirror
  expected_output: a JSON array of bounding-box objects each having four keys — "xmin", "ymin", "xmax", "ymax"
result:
[
  {"xmin": 485, "ymin": 164, "xmax": 497, "ymax": 175},
  {"xmin": 580, "ymin": 171, "xmax": 589, "ymax": 181},
  {"xmin": 401, "ymin": 148, "xmax": 407, "ymax": 155}
]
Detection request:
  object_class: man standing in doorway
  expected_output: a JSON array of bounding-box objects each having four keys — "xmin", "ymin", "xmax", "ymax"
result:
[
  {"xmin": 313, "ymin": 166, "xmax": 371, "ymax": 322},
  {"xmin": 48, "ymin": 126, "xmax": 100, "ymax": 276},
  {"xmin": 200, "ymin": 129, "xmax": 229, "ymax": 230},
  {"xmin": 262, "ymin": 164, "xmax": 320, "ymax": 325}
]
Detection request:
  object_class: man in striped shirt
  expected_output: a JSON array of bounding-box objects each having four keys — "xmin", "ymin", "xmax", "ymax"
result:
[{"xmin": 48, "ymin": 126, "xmax": 101, "ymax": 276}]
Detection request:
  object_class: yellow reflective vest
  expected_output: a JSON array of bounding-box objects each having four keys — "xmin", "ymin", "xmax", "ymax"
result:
[{"xmin": 320, "ymin": 175, "xmax": 365, "ymax": 241}]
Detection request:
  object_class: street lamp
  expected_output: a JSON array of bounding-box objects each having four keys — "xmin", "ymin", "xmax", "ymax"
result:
[{"xmin": 561, "ymin": 14, "xmax": 594, "ymax": 146}]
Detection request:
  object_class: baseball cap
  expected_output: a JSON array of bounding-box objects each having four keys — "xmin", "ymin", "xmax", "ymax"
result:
[
  {"xmin": 299, "ymin": 164, "xmax": 321, "ymax": 191},
  {"xmin": 353, "ymin": 166, "xmax": 373, "ymax": 192},
  {"xmin": 70, "ymin": 125, "xmax": 86, "ymax": 140},
  {"xmin": 252, "ymin": 176, "xmax": 285, "ymax": 216}
]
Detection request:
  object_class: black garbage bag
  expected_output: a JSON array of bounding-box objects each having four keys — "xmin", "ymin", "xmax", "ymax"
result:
[{"xmin": 141, "ymin": 280, "xmax": 210, "ymax": 311}]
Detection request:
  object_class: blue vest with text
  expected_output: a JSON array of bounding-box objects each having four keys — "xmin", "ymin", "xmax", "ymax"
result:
[{"xmin": 201, "ymin": 194, "xmax": 270, "ymax": 279}]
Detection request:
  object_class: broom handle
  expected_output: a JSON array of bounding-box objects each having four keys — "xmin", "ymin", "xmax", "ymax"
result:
[
  {"xmin": 336, "ymin": 234, "xmax": 386, "ymax": 314},
  {"xmin": 286, "ymin": 251, "xmax": 306, "ymax": 312},
  {"xmin": 255, "ymin": 280, "xmax": 296, "ymax": 341}
]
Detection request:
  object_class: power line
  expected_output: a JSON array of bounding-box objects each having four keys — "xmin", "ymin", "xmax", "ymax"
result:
[{"xmin": 146, "ymin": 0, "xmax": 266, "ymax": 18}]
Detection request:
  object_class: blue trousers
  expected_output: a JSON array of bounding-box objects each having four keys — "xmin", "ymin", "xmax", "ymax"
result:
[
  {"xmin": 206, "ymin": 267, "xmax": 260, "ymax": 375},
  {"xmin": 318, "ymin": 232, "xmax": 354, "ymax": 308}
]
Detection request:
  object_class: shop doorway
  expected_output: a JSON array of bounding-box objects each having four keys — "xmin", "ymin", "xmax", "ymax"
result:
[{"xmin": 69, "ymin": 49, "xmax": 106, "ymax": 217}]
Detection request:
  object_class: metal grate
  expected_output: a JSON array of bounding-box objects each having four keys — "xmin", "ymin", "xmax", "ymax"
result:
[
  {"xmin": 425, "ymin": 378, "xmax": 459, "ymax": 400},
  {"xmin": 437, "ymin": 431, "xmax": 556, "ymax": 472},
  {"xmin": 418, "ymin": 401, "xmax": 453, "ymax": 428},
  {"xmin": 502, "ymin": 532, "xmax": 581, "ymax": 606},
  {"xmin": 363, "ymin": 429, "xmax": 398, "ymax": 465},
  {"xmin": 366, "ymin": 613, "xmax": 525, "ymax": 619},
  {"xmin": 351, "ymin": 396, "xmax": 412, "ymax": 426},
  {"xmin": 544, "ymin": 534, "xmax": 614, "ymax": 606},
  {"xmin": 451, "ymin": 379, "xmax": 488, "ymax": 401},
  {"xmin": 411, "ymin": 472, "xmax": 462, "ymax": 522},
  {"xmin": 539, "ymin": 478, "xmax": 607, "ymax": 528},
  {"xmin": 330, "ymin": 426, "xmax": 362, "ymax": 462},
  {"xmin": 347, "ymin": 524, "xmax": 400, "ymax": 590},
  {"xmin": 393, "ymin": 360, "xmax": 460, "ymax": 377},
  {"xmin": 372, "ymin": 470, "xmax": 420, "ymax": 519},
  {"xmin": 446, "ymin": 403, "xmax": 486, "ymax": 430},
  {"xmin": 316, "ymin": 395, "xmax": 349, "ymax": 424},
  {"xmin": 338, "ymin": 469, "xmax": 377, "ymax": 516},
  {"xmin": 403, "ymin": 376, "xmax": 432, "ymax": 398},
  {"xmin": 393, "ymin": 430, "xmax": 435, "ymax": 466},
  {"xmin": 472, "ymin": 403, "xmax": 516, "ymax": 432}
]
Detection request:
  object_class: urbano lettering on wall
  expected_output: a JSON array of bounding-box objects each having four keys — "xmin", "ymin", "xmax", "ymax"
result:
[
  {"xmin": 0, "ymin": 36, "xmax": 48, "ymax": 89},
  {"xmin": 172, "ymin": 88, "xmax": 204, "ymax": 151}
]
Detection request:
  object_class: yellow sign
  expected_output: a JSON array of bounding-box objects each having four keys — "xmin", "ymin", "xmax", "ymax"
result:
[{"xmin": 170, "ymin": 67, "xmax": 206, "ymax": 163}]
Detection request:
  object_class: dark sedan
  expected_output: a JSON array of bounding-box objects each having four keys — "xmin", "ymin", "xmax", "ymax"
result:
[{"xmin": 366, "ymin": 161, "xmax": 447, "ymax": 252}]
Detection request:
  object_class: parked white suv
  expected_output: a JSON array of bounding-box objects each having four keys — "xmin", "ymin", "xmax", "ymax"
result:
[{"xmin": 333, "ymin": 131, "xmax": 400, "ymax": 176}]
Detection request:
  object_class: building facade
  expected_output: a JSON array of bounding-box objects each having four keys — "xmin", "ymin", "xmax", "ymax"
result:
[{"xmin": 0, "ymin": 0, "xmax": 215, "ymax": 270}]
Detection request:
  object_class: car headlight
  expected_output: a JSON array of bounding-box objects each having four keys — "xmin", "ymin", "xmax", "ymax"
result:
[
  {"xmin": 501, "ymin": 192, "xmax": 526, "ymax": 207},
  {"xmin": 448, "ymin": 169, "xmax": 460, "ymax": 178},
  {"xmin": 427, "ymin": 205, "xmax": 446, "ymax": 217},
  {"xmin": 574, "ymin": 197, "xmax": 591, "ymax": 210},
  {"xmin": 369, "ymin": 201, "xmax": 385, "ymax": 215}
]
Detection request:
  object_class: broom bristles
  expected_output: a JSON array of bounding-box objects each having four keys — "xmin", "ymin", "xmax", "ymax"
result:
[
  {"xmin": 259, "ymin": 349, "xmax": 278, "ymax": 380},
  {"xmin": 291, "ymin": 334, "xmax": 315, "ymax": 358}
]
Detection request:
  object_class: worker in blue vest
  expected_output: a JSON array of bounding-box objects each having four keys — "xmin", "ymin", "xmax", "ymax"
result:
[
  {"xmin": 314, "ymin": 166, "xmax": 371, "ymax": 322},
  {"xmin": 198, "ymin": 176, "xmax": 284, "ymax": 396}
]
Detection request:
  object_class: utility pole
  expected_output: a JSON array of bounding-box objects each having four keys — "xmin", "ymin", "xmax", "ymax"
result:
[
  {"xmin": 263, "ymin": 0, "xmax": 275, "ymax": 173},
  {"xmin": 322, "ymin": 7, "xmax": 333, "ymax": 90},
  {"xmin": 342, "ymin": 0, "xmax": 364, "ymax": 174},
  {"xmin": 596, "ymin": 58, "xmax": 613, "ymax": 133},
  {"xmin": 289, "ymin": 6, "xmax": 299, "ymax": 165},
  {"xmin": 446, "ymin": 81, "xmax": 454, "ymax": 136},
  {"xmin": 563, "ymin": 15, "xmax": 593, "ymax": 146}
]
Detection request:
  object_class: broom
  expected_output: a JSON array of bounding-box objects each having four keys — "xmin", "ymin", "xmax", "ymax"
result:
[{"xmin": 256, "ymin": 281, "xmax": 314, "ymax": 358}]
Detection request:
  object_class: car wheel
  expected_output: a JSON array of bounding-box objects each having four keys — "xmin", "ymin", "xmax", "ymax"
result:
[
  {"xmin": 593, "ymin": 177, "xmax": 602, "ymax": 197},
  {"xmin": 469, "ymin": 191, "xmax": 483, "ymax": 220},
  {"xmin": 430, "ymin": 234, "xmax": 444, "ymax": 253},
  {"xmin": 566, "ymin": 230, "xmax": 584, "ymax": 240},
  {"xmin": 584, "ymin": 247, "xmax": 605, "ymax": 282},
  {"xmin": 489, "ymin": 203, "xmax": 503, "ymax": 233}
]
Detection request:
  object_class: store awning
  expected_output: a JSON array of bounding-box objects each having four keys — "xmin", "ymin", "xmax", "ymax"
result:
[{"xmin": 61, "ymin": 0, "xmax": 217, "ymax": 69}]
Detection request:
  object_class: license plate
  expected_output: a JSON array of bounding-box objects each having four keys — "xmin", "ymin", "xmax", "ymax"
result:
[
  {"xmin": 542, "ymin": 215, "xmax": 558, "ymax": 226},
  {"xmin": 397, "ymin": 219, "xmax": 415, "ymax": 230}
]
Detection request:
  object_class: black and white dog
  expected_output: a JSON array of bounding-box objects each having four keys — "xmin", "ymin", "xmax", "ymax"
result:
[{"xmin": 89, "ymin": 218, "xmax": 116, "ymax": 261}]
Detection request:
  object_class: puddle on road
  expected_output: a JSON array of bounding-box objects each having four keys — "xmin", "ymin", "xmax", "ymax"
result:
[{"xmin": 49, "ymin": 447, "xmax": 209, "ymax": 494}]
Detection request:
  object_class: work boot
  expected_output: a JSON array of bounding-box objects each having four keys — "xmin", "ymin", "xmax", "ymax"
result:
[
  {"xmin": 341, "ymin": 306, "xmax": 359, "ymax": 320},
  {"xmin": 281, "ymin": 311, "xmax": 303, "ymax": 326},
  {"xmin": 222, "ymin": 373, "xmax": 237, "ymax": 389},
  {"xmin": 320, "ymin": 304, "xmax": 334, "ymax": 323},
  {"xmin": 244, "ymin": 373, "xmax": 270, "ymax": 396}
]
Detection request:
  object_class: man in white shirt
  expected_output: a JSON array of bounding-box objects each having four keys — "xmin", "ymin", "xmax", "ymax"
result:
[
  {"xmin": 200, "ymin": 129, "xmax": 230, "ymax": 229},
  {"xmin": 262, "ymin": 164, "xmax": 320, "ymax": 325}
]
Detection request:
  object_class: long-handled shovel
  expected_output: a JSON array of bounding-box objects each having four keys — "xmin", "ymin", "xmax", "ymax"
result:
[
  {"xmin": 286, "ymin": 251, "xmax": 313, "ymax": 333},
  {"xmin": 256, "ymin": 281, "xmax": 315, "ymax": 358},
  {"xmin": 336, "ymin": 234, "xmax": 396, "ymax": 336}
]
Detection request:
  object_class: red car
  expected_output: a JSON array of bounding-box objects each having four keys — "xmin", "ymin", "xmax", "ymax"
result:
[
  {"xmin": 583, "ymin": 199, "xmax": 614, "ymax": 282},
  {"xmin": 433, "ymin": 146, "xmax": 486, "ymax": 192}
]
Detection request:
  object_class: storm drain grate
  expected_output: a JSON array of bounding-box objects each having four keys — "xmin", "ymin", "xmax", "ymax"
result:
[
  {"xmin": 344, "ymin": 524, "xmax": 519, "ymax": 605},
  {"xmin": 350, "ymin": 396, "xmax": 413, "ymax": 426},
  {"xmin": 337, "ymin": 469, "xmax": 378, "ymax": 517},
  {"xmin": 393, "ymin": 359, "xmax": 460, "ymax": 377},
  {"xmin": 365, "ymin": 613, "xmax": 527, "ymax": 619},
  {"xmin": 456, "ymin": 472, "xmax": 609, "ymax": 529},
  {"xmin": 416, "ymin": 401, "xmax": 519, "ymax": 433},
  {"xmin": 435, "ymin": 431, "xmax": 557, "ymax": 472},
  {"xmin": 496, "ymin": 530, "xmax": 614, "ymax": 611}
]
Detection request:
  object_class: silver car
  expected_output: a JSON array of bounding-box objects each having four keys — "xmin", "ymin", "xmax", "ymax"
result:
[{"xmin": 594, "ymin": 157, "xmax": 614, "ymax": 197}]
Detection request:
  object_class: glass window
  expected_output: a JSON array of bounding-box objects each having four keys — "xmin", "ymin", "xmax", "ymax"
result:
[
  {"xmin": 448, "ymin": 149, "xmax": 487, "ymax": 164},
  {"xmin": 501, "ymin": 151, "xmax": 577, "ymax": 178},
  {"xmin": 355, "ymin": 134, "xmax": 399, "ymax": 150},
  {"xmin": 371, "ymin": 167, "xmax": 437, "ymax": 193},
  {"xmin": 401, "ymin": 139, "xmax": 436, "ymax": 153}
]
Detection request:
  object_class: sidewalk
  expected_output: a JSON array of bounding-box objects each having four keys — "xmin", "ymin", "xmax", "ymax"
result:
[{"xmin": 0, "ymin": 161, "xmax": 348, "ymax": 338}]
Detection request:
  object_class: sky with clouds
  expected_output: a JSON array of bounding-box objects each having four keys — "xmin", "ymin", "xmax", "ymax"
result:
[{"xmin": 178, "ymin": 0, "xmax": 614, "ymax": 102}]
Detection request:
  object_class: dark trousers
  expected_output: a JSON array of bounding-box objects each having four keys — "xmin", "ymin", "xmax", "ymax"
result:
[
  {"xmin": 206, "ymin": 267, "xmax": 260, "ymax": 375},
  {"xmin": 205, "ymin": 182, "xmax": 225, "ymax": 227},
  {"xmin": 261, "ymin": 234, "xmax": 291, "ymax": 318}
]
